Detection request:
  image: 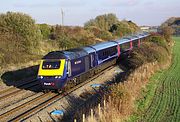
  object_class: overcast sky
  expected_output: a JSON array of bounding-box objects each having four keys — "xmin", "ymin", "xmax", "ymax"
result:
[{"xmin": 0, "ymin": 0, "xmax": 180, "ymax": 26}]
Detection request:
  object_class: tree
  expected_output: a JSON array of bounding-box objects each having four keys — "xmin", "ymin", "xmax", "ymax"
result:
[
  {"xmin": 84, "ymin": 13, "xmax": 118, "ymax": 31},
  {"xmin": 38, "ymin": 24, "xmax": 51, "ymax": 39},
  {"xmin": 109, "ymin": 21, "xmax": 133, "ymax": 37},
  {"xmin": 160, "ymin": 26, "xmax": 174, "ymax": 43},
  {"xmin": 126, "ymin": 20, "xmax": 140, "ymax": 33},
  {"xmin": 0, "ymin": 12, "xmax": 42, "ymax": 53},
  {"xmin": 85, "ymin": 26, "xmax": 113, "ymax": 40}
]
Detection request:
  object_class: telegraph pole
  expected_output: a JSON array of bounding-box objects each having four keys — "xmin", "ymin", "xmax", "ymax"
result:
[
  {"xmin": 61, "ymin": 8, "xmax": 65, "ymax": 50},
  {"xmin": 61, "ymin": 8, "xmax": 64, "ymax": 26}
]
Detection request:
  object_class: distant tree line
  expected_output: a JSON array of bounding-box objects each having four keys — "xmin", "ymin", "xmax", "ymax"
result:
[
  {"xmin": 84, "ymin": 13, "xmax": 140, "ymax": 38},
  {"xmin": 160, "ymin": 17, "xmax": 180, "ymax": 42},
  {"xmin": 0, "ymin": 12, "xmax": 140, "ymax": 65}
]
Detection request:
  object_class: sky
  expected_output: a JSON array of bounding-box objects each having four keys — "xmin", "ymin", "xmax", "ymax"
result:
[{"xmin": 0, "ymin": 0, "xmax": 180, "ymax": 26}]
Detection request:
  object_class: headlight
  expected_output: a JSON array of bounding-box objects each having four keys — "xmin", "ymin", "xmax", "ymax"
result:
[
  {"xmin": 38, "ymin": 76, "xmax": 43, "ymax": 79},
  {"xmin": 55, "ymin": 76, "xmax": 61, "ymax": 79}
]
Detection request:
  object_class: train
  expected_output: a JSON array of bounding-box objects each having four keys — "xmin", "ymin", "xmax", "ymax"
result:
[{"xmin": 37, "ymin": 33, "xmax": 149, "ymax": 92}]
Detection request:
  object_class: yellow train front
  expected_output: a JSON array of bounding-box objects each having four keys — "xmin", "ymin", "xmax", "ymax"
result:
[{"xmin": 38, "ymin": 58, "xmax": 67, "ymax": 92}]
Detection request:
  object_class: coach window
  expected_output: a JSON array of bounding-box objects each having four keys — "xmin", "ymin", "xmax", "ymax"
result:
[
  {"xmin": 121, "ymin": 43, "xmax": 130, "ymax": 50},
  {"xmin": 114, "ymin": 47, "xmax": 117, "ymax": 52},
  {"xmin": 133, "ymin": 40, "xmax": 138, "ymax": 47}
]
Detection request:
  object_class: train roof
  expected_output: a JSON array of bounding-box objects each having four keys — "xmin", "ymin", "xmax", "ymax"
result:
[
  {"xmin": 131, "ymin": 36, "xmax": 139, "ymax": 40},
  {"xmin": 63, "ymin": 48, "xmax": 88, "ymax": 59},
  {"xmin": 43, "ymin": 51, "xmax": 66, "ymax": 59},
  {"xmin": 114, "ymin": 33, "xmax": 148, "ymax": 45},
  {"xmin": 81, "ymin": 46, "xmax": 95, "ymax": 53},
  {"xmin": 123, "ymin": 36, "xmax": 139, "ymax": 40},
  {"xmin": 43, "ymin": 48, "xmax": 88, "ymax": 60},
  {"xmin": 138, "ymin": 32, "xmax": 149, "ymax": 38},
  {"xmin": 138, "ymin": 34, "xmax": 146, "ymax": 38},
  {"xmin": 115, "ymin": 38, "xmax": 131, "ymax": 45},
  {"xmin": 90, "ymin": 41, "xmax": 117, "ymax": 51}
]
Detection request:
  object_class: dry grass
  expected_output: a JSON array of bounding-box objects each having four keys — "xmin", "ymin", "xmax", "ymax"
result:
[{"xmin": 85, "ymin": 61, "xmax": 171, "ymax": 122}]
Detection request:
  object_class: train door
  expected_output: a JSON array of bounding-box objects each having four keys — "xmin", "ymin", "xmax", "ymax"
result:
[
  {"xmin": 130, "ymin": 40, "xmax": 133, "ymax": 49},
  {"xmin": 67, "ymin": 59, "xmax": 72, "ymax": 77},
  {"xmin": 138, "ymin": 39, "xmax": 141, "ymax": 47},
  {"xmin": 90, "ymin": 53, "xmax": 95, "ymax": 68},
  {"xmin": 85, "ymin": 56, "xmax": 90, "ymax": 72},
  {"xmin": 117, "ymin": 45, "xmax": 120, "ymax": 57}
]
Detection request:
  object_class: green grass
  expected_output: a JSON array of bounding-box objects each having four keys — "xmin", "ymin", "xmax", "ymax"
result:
[
  {"xmin": 128, "ymin": 37, "xmax": 180, "ymax": 122},
  {"xmin": 127, "ymin": 71, "xmax": 164, "ymax": 122}
]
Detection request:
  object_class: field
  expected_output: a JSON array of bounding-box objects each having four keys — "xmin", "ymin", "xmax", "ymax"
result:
[{"xmin": 138, "ymin": 37, "xmax": 180, "ymax": 122}]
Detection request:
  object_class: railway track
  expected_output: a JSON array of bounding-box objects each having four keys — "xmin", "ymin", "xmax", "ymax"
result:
[
  {"xmin": 0, "ymin": 79, "xmax": 38, "ymax": 100},
  {"xmin": 0, "ymin": 78, "xmax": 36, "ymax": 94},
  {"xmin": 0, "ymin": 82, "xmax": 43, "ymax": 111},
  {"xmin": 0, "ymin": 65, "xmax": 115, "ymax": 122},
  {"xmin": 0, "ymin": 92, "xmax": 55, "ymax": 121}
]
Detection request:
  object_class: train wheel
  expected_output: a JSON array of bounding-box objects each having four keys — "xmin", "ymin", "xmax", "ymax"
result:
[
  {"xmin": 43, "ymin": 89, "xmax": 49, "ymax": 93},
  {"xmin": 56, "ymin": 89, "xmax": 63, "ymax": 93},
  {"xmin": 73, "ymin": 78, "xmax": 77, "ymax": 84}
]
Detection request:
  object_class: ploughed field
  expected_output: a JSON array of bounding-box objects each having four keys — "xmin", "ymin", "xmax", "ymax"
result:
[{"xmin": 141, "ymin": 37, "xmax": 180, "ymax": 122}]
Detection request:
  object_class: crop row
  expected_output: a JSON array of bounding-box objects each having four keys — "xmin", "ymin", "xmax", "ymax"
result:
[{"xmin": 141, "ymin": 37, "xmax": 180, "ymax": 122}]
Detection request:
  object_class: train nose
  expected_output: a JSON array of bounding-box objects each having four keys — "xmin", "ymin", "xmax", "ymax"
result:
[
  {"xmin": 43, "ymin": 82, "xmax": 55, "ymax": 86},
  {"xmin": 40, "ymin": 80, "xmax": 65, "ymax": 90},
  {"xmin": 41, "ymin": 80, "xmax": 57, "ymax": 89}
]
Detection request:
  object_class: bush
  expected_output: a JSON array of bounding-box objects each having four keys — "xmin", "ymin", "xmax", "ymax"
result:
[
  {"xmin": 97, "ymin": 30, "xmax": 113, "ymax": 40},
  {"xmin": 38, "ymin": 24, "xmax": 51, "ymax": 39},
  {"xmin": 84, "ymin": 13, "xmax": 140, "ymax": 38},
  {"xmin": 54, "ymin": 25, "xmax": 97, "ymax": 49},
  {"xmin": 109, "ymin": 21, "xmax": 133, "ymax": 37},
  {"xmin": 149, "ymin": 35, "xmax": 169, "ymax": 53},
  {"xmin": 84, "ymin": 13, "xmax": 118, "ymax": 31},
  {"xmin": 128, "ymin": 39, "xmax": 170, "ymax": 69},
  {"xmin": 0, "ymin": 12, "xmax": 42, "ymax": 53},
  {"xmin": 126, "ymin": 20, "xmax": 140, "ymax": 33},
  {"xmin": 0, "ymin": 12, "xmax": 43, "ymax": 66},
  {"xmin": 58, "ymin": 35, "xmax": 79, "ymax": 49},
  {"xmin": 149, "ymin": 35, "xmax": 165, "ymax": 46},
  {"xmin": 85, "ymin": 26, "xmax": 113, "ymax": 41},
  {"xmin": 160, "ymin": 26, "xmax": 174, "ymax": 43}
]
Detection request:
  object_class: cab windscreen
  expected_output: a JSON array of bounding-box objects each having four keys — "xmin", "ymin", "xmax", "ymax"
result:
[{"xmin": 42, "ymin": 61, "xmax": 60, "ymax": 69}]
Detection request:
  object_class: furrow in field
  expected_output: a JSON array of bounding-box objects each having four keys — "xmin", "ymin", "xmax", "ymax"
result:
[{"xmin": 141, "ymin": 37, "xmax": 180, "ymax": 122}]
